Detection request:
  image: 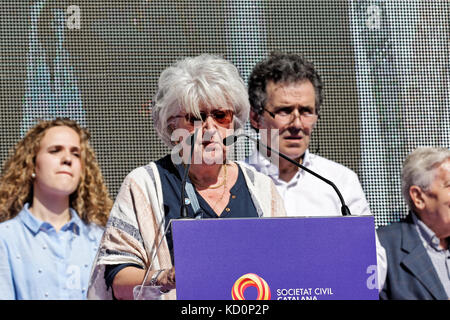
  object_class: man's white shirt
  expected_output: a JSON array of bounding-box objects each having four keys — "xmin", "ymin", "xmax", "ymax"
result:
[
  {"xmin": 244, "ymin": 149, "xmax": 370, "ymax": 217},
  {"xmin": 242, "ymin": 149, "xmax": 387, "ymax": 290}
]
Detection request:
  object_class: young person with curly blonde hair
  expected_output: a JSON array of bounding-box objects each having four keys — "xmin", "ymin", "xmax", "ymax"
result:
[{"xmin": 0, "ymin": 118, "xmax": 113, "ymax": 299}]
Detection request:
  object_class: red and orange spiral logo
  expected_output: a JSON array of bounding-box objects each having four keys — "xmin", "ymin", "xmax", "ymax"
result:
[{"xmin": 231, "ymin": 273, "xmax": 271, "ymax": 300}]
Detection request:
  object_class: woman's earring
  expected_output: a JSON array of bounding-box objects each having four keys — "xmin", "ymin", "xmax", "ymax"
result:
[{"xmin": 31, "ymin": 173, "xmax": 36, "ymax": 179}]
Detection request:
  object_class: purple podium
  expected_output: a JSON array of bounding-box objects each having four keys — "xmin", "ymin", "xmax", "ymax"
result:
[{"xmin": 171, "ymin": 216, "xmax": 379, "ymax": 300}]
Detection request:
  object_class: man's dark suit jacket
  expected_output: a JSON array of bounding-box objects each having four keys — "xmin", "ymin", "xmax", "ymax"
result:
[{"xmin": 377, "ymin": 213, "xmax": 448, "ymax": 300}]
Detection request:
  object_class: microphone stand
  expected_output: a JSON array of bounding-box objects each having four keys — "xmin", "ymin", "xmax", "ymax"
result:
[
  {"xmin": 227, "ymin": 133, "xmax": 351, "ymax": 216},
  {"xmin": 180, "ymin": 128, "xmax": 199, "ymax": 218},
  {"xmin": 135, "ymin": 128, "xmax": 199, "ymax": 299}
]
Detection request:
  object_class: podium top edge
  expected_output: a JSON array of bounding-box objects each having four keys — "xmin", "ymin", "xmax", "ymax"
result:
[{"xmin": 172, "ymin": 215, "xmax": 375, "ymax": 222}]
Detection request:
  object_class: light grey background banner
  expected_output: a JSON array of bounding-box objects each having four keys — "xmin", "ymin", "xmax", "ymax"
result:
[{"xmin": 0, "ymin": 1, "xmax": 448, "ymax": 227}]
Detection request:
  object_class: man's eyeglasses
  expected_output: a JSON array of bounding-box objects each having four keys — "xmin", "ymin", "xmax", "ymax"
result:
[
  {"xmin": 263, "ymin": 106, "xmax": 318, "ymax": 124},
  {"xmin": 177, "ymin": 109, "xmax": 234, "ymax": 127}
]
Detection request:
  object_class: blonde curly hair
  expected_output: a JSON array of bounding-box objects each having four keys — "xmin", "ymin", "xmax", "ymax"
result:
[{"xmin": 0, "ymin": 118, "xmax": 113, "ymax": 226}]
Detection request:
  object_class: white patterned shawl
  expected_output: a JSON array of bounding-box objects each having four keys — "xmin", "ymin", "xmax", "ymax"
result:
[{"xmin": 87, "ymin": 161, "xmax": 286, "ymax": 300}]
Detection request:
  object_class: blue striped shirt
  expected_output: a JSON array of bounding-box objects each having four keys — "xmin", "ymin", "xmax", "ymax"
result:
[
  {"xmin": 0, "ymin": 203, "xmax": 104, "ymax": 300},
  {"xmin": 412, "ymin": 213, "xmax": 450, "ymax": 298}
]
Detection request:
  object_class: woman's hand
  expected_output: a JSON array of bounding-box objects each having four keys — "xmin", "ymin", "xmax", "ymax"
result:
[{"xmin": 157, "ymin": 267, "xmax": 176, "ymax": 292}]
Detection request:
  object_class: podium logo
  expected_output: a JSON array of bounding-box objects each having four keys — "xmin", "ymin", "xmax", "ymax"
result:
[{"xmin": 231, "ymin": 273, "xmax": 271, "ymax": 300}]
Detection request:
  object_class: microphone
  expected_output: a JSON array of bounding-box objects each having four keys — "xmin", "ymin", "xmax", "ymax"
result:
[
  {"xmin": 224, "ymin": 133, "xmax": 351, "ymax": 216},
  {"xmin": 180, "ymin": 128, "xmax": 199, "ymax": 218},
  {"xmin": 136, "ymin": 129, "xmax": 201, "ymax": 299}
]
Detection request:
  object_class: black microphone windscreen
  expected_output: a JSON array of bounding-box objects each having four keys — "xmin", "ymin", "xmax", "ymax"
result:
[
  {"xmin": 223, "ymin": 135, "xmax": 237, "ymax": 146},
  {"xmin": 186, "ymin": 134, "xmax": 193, "ymax": 146},
  {"xmin": 185, "ymin": 128, "xmax": 200, "ymax": 146},
  {"xmin": 184, "ymin": 132, "xmax": 196, "ymax": 146}
]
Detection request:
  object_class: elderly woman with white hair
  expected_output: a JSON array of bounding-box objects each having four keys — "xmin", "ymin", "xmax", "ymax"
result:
[{"xmin": 87, "ymin": 54, "xmax": 286, "ymax": 300}]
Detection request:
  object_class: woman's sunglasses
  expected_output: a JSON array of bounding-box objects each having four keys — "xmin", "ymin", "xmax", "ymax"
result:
[{"xmin": 182, "ymin": 109, "xmax": 234, "ymax": 127}]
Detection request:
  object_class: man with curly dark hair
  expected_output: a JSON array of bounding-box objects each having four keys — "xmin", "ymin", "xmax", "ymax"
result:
[
  {"xmin": 246, "ymin": 51, "xmax": 370, "ymax": 218},
  {"xmin": 245, "ymin": 52, "xmax": 387, "ymax": 291}
]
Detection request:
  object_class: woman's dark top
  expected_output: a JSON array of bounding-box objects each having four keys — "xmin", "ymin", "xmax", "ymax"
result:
[{"xmin": 104, "ymin": 155, "xmax": 258, "ymax": 296}]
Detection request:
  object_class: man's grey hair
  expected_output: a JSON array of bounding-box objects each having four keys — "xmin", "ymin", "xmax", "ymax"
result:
[
  {"xmin": 402, "ymin": 147, "xmax": 450, "ymax": 210},
  {"xmin": 152, "ymin": 54, "xmax": 249, "ymax": 147}
]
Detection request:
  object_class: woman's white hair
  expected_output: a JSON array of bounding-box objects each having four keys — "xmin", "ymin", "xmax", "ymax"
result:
[
  {"xmin": 402, "ymin": 147, "xmax": 450, "ymax": 210},
  {"xmin": 152, "ymin": 54, "xmax": 249, "ymax": 147}
]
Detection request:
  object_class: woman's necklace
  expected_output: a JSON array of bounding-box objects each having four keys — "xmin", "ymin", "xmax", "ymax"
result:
[
  {"xmin": 207, "ymin": 164, "xmax": 227, "ymax": 189},
  {"xmin": 190, "ymin": 164, "xmax": 227, "ymax": 189},
  {"xmin": 210, "ymin": 165, "xmax": 228, "ymax": 213},
  {"xmin": 190, "ymin": 164, "xmax": 229, "ymax": 214}
]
